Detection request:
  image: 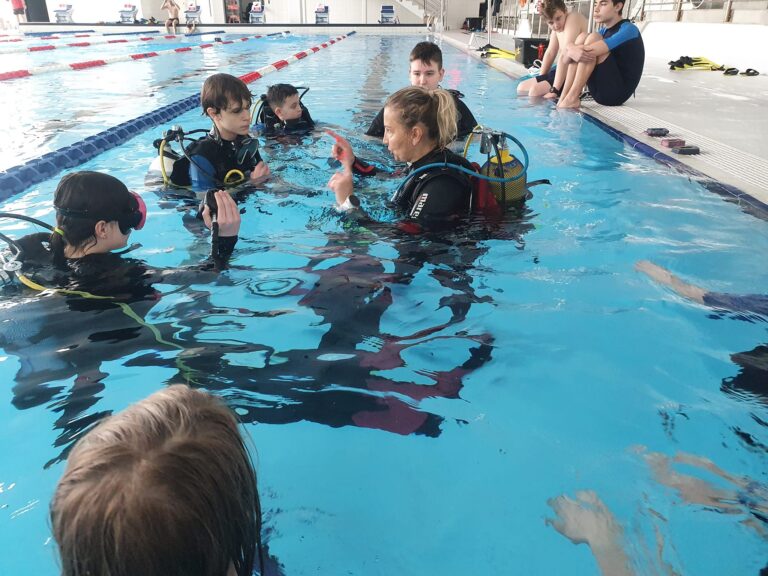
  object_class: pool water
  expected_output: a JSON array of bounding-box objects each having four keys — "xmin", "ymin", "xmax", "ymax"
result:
[{"xmin": 1, "ymin": 32, "xmax": 767, "ymax": 576}]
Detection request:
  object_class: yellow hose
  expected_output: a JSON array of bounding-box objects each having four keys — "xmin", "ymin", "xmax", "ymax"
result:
[
  {"xmin": 16, "ymin": 271, "xmax": 197, "ymax": 383},
  {"xmin": 159, "ymin": 138, "xmax": 170, "ymax": 186},
  {"xmin": 224, "ymin": 169, "xmax": 246, "ymax": 186}
]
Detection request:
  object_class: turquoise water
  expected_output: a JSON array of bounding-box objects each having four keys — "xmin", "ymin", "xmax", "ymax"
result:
[{"xmin": 0, "ymin": 33, "xmax": 767, "ymax": 575}]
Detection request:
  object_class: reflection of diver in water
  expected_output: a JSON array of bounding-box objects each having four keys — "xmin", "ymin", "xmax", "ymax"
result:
[
  {"xmin": 635, "ymin": 260, "xmax": 768, "ymax": 429},
  {"xmin": 0, "ymin": 172, "xmax": 242, "ymax": 466},
  {"xmin": 168, "ymin": 210, "xmax": 534, "ymax": 437}
]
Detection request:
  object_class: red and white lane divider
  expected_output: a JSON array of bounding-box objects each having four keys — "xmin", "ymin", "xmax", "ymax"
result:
[
  {"xmin": 0, "ymin": 32, "xmax": 282, "ymax": 56},
  {"xmin": 0, "ymin": 33, "xmax": 294, "ymax": 82},
  {"xmin": 238, "ymin": 36, "xmax": 351, "ymax": 84}
]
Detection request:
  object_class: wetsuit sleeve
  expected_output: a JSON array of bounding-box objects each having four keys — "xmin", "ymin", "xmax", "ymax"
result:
[
  {"xmin": 352, "ymin": 156, "xmax": 378, "ymax": 177},
  {"xmin": 188, "ymin": 154, "xmax": 217, "ymax": 191},
  {"xmin": 455, "ymin": 98, "xmax": 478, "ymax": 140},
  {"xmin": 365, "ymin": 108, "xmax": 385, "ymax": 137},
  {"xmin": 702, "ymin": 292, "xmax": 768, "ymax": 317},
  {"xmin": 407, "ymin": 174, "xmax": 471, "ymax": 224},
  {"xmin": 603, "ymin": 22, "xmax": 641, "ymax": 52}
]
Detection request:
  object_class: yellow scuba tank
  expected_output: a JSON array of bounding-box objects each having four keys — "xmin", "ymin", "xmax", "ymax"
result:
[{"xmin": 480, "ymin": 148, "xmax": 527, "ymax": 203}]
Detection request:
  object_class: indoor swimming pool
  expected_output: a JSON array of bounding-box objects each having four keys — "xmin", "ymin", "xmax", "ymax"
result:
[{"xmin": 0, "ymin": 30, "xmax": 766, "ymax": 575}]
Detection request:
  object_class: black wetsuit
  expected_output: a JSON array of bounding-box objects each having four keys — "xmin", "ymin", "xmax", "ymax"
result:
[
  {"xmin": 257, "ymin": 103, "xmax": 315, "ymax": 138},
  {"xmin": 1, "ymin": 232, "xmax": 238, "ymax": 465},
  {"xmin": 365, "ymin": 89, "xmax": 478, "ymax": 140},
  {"xmin": 169, "ymin": 129, "xmax": 264, "ymax": 190},
  {"xmin": 390, "ymin": 148, "xmax": 476, "ymax": 226}
]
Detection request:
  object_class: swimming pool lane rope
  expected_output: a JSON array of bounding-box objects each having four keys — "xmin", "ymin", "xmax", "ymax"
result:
[
  {"xmin": 0, "ymin": 32, "xmax": 356, "ymax": 202},
  {"xmin": 0, "ymin": 30, "xmax": 271, "ymax": 55},
  {"xmin": 0, "ymin": 31, "xmax": 290, "ymax": 81}
]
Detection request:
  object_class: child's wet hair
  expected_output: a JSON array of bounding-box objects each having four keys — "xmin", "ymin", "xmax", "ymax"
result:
[
  {"xmin": 51, "ymin": 385, "xmax": 262, "ymax": 576},
  {"xmin": 409, "ymin": 41, "xmax": 443, "ymax": 69},
  {"xmin": 201, "ymin": 73, "xmax": 253, "ymax": 115},
  {"xmin": 266, "ymin": 83, "xmax": 299, "ymax": 109}
]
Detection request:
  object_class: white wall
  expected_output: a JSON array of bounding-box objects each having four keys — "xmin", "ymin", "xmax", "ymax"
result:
[
  {"xmin": 446, "ymin": 0, "xmax": 481, "ymax": 30},
  {"xmin": 40, "ymin": 0, "xmax": 471, "ymax": 24},
  {"xmin": 42, "ymin": 0, "xmax": 218, "ymax": 24},
  {"xmin": 263, "ymin": 0, "xmax": 422, "ymax": 24}
]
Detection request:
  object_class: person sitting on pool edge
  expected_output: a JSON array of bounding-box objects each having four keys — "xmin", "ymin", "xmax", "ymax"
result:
[
  {"xmin": 555, "ymin": 0, "xmax": 644, "ymax": 109},
  {"xmin": 329, "ymin": 86, "xmax": 477, "ymax": 228},
  {"xmin": 366, "ymin": 41, "xmax": 477, "ymax": 141},
  {"xmin": 168, "ymin": 73, "xmax": 270, "ymax": 191},
  {"xmin": 50, "ymin": 385, "xmax": 267, "ymax": 576},
  {"xmin": 516, "ymin": 0, "xmax": 587, "ymax": 99},
  {"xmin": 255, "ymin": 83, "xmax": 316, "ymax": 138},
  {"xmin": 161, "ymin": 0, "xmax": 181, "ymax": 35}
]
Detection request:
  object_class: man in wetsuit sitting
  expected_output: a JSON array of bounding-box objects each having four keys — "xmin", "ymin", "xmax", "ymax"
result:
[
  {"xmin": 169, "ymin": 73, "xmax": 271, "ymax": 191},
  {"xmin": 366, "ymin": 41, "xmax": 477, "ymax": 141},
  {"xmin": 555, "ymin": 0, "xmax": 644, "ymax": 110}
]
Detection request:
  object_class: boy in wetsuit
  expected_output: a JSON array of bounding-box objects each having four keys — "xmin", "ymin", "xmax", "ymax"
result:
[
  {"xmin": 169, "ymin": 73, "xmax": 270, "ymax": 191},
  {"xmin": 556, "ymin": 0, "xmax": 644, "ymax": 109},
  {"xmin": 517, "ymin": 0, "xmax": 587, "ymax": 99},
  {"xmin": 257, "ymin": 83, "xmax": 315, "ymax": 137},
  {"xmin": 366, "ymin": 41, "xmax": 477, "ymax": 141},
  {"xmin": 161, "ymin": 0, "xmax": 180, "ymax": 34}
]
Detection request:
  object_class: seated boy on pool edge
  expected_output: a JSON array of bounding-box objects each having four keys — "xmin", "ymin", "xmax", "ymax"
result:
[
  {"xmin": 554, "ymin": 0, "xmax": 644, "ymax": 109},
  {"xmin": 255, "ymin": 83, "xmax": 316, "ymax": 138},
  {"xmin": 169, "ymin": 73, "xmax": 270, "ymax": 191},
  {"xmin": 516, "ymin": 0, "xmax": 587, "ymax": 99},
  {"xmin": 366, "ymin": 41, "xmax": 477, "ymax": 141}
]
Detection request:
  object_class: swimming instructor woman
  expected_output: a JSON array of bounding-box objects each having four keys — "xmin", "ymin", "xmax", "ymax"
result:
[{"xmin": 328, "ymin": 86, "xmax": 477, "ymax": 228}]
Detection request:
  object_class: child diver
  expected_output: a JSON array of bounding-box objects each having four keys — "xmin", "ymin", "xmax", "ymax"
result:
[
  {"xmin": 253, "ymin": 83, "xmax": 316, "ymax": 138},
  {"xmin": 51, "ymin": 385, "xmax": 268, "ymax": 576},
  {"xmin": 2, "ymin": 171, "xmax": 240, "ymax": 296},
  {"xmin": 161, "ymin": 73, "xmax": 270, "ymax": 191}
]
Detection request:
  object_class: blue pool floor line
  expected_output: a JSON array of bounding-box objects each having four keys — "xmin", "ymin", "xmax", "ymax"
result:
[{"xmin": 0, "ymin": 31, "xmax": 354, "ymax": 203}]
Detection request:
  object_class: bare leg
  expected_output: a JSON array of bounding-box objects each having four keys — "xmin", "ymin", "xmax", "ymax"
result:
[
  {"xmin": 554, "ymin": 32, "xmax": 586, "ymax": 102},
  {"xmin": 517, "ymin": 77, "xmax": 537, "ymax": 96},
  {"xmin": 547, "ymin": 491, "xmax": 634, "ymax": 576},
  {"xmin": 528, "ymin": 79, "xmax": 551, "ymax": 98},
  {"xmin": 635, "ymin": 260, "xmax": 708, "ymax": 304},
  {"xmin": 558, "ymin": 32, "xmax": 605, "ymax": 110}
]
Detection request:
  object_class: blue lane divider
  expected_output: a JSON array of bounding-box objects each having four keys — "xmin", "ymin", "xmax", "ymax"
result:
[
  {"xmin": 24, "ymin": 29, "xmax": 95, "ymax": 36},
  {"xmin": 0, "ymin": 30, "xmax": 351, "ymax": 203},
  {"xmin": 0, "ymin": 94, "xmax": 198, "ymax": 202},
  {"xmin": 102, "ymin": 30, "xmax": 161, "ymax": 36}
]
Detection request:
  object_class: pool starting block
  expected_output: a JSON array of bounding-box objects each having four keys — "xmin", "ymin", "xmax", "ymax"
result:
[
  {"xmin": 315, "ymin": 4, "xmax": 329, "ymax": 24},
  {"xmin": 119, "ymin": 4, "xmax": 138, "ymax": 24},
  {"xmin": 380, "ymin": 5, "xmax": 396, "ymax": 24},
  {"xmin": 185, "ymin": 3, "xmax": 201, "ymax": 26},
  {"xmin": 54, "ymin": 4, "xmax": 74, "ymax": 23},
  {"xmin": 249, "ymin": 1, "xmax": 265, "ymax": 24}
]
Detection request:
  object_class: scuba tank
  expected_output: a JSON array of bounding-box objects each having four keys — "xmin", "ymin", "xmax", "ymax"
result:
[{"xmin": 480, "ymin": 148, "xmax": 528, "ymax": 203}]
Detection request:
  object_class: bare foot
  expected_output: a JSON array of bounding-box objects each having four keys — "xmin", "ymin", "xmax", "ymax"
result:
[
  {"xmin": 542, "ymin": 92, "xmax": 558, "ymax": 100},
  {"xmin": 547, "ymin": 490, "xmax": 633, "ymax": 575},
  {"xmin": 557, "ymin": 96, "xmax": 581, "ymax": 109}
]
